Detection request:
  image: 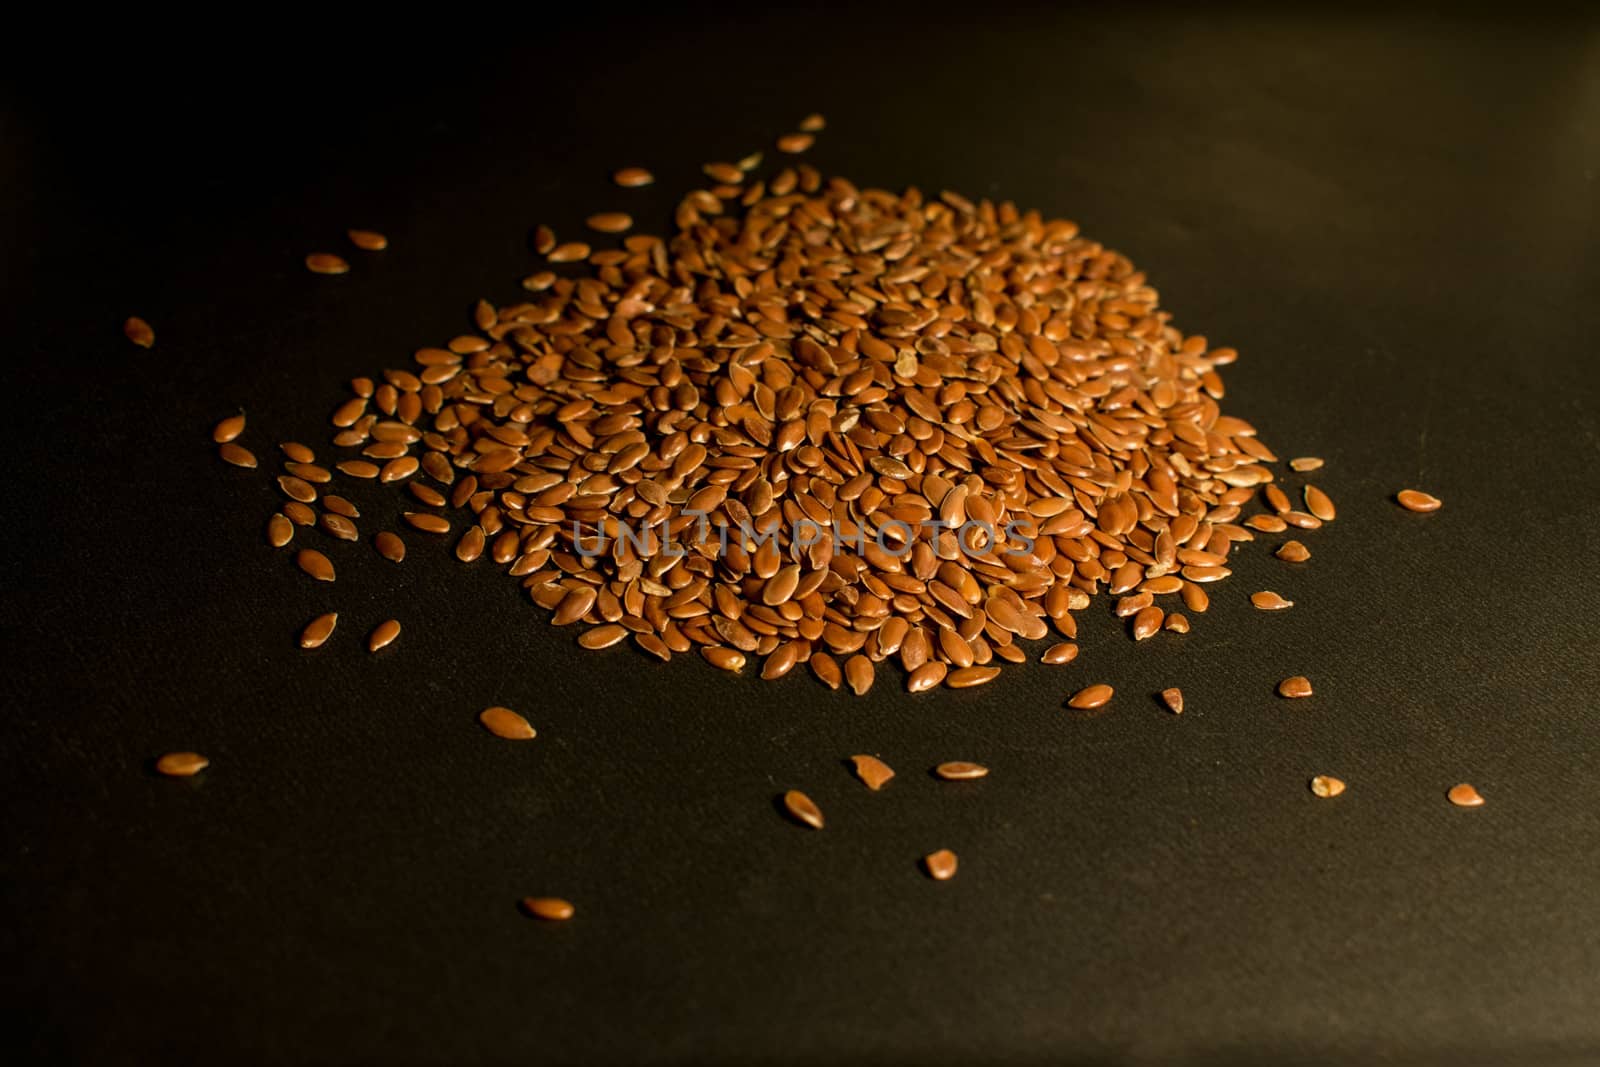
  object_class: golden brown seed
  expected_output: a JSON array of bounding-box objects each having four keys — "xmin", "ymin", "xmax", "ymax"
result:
[
  {"xmin": 282, "ymin": 502, "xmax": 316, "ymax": 526},
  {"xmin": 1161, "ymin": 687, "xmax": 1184, "ymax": 714},
  {"xmin": 479, "ymin": 707, "xmax": 535, "ymax": 740},
  {"xmin": 368, "ymin": 619, "xmax": 401, "ymax": 652},
  {"xmin": 777, "ymin": 132, "xmax": 815, "ymax": 153},
  {"xmin": 219, "ymin": 442, "xmax": 257, "ymax": 468},
  {"xmin": 613, "ymin": 167, "xmax": 654, "ymax": 187},
  {"xmin": 579, "ymin": 624, "xmax": 628, "ymax": 650},
  {"xmin": 1276, "ymin": 540, "xmax": 1311, "ymax": 562},
  {"xmin": 404, "ymin": 512, "xmax": 450, "ymax": 535},
  {"xmin": 1310, "ymin": 775, "xmax": 1345, "ymax": 798},
  {"xmin": 267, "ymin": 514, "xmax": 293, "ymax": 548},
  {"xmin": 281, "ymin": 441, "xmax": 315, "ymax": 463},
  {"xmin": 124, "ymin": 316, "xmax": 155, "ymax": 348},
  {"xmin": 380, "ymin": 456, "xmax": 419, "ymax": 483},
  {"xmin": 1041, "ymin": 642, "xmax": 1079, "ymax": 665},
  {"xmin": 322, "ymin": 495, "xmax": 358, "ymax": 519},
  {"xmin": 1131, "ymin": 605, "xmax": 1164, "ymax": 640},
  {"xmin": 455, "ymin": 525, "xmax": 485, "ymax": 563},
  {"xmin": 1068, "ymin": 684, "xmax": 1114, "ymax": 710},
  {"xmin": 923, "ymin": 849, "xmax": 958, "ymax": 881},
  {"xmin": 521, "ymin": 897, "xmax": 574, "ymax": 921},
  {"xmin": 305, "ymin": 253, "xmax": 349, "ymax": 275},
  {"xmin": 782, "ymin": 789, "xmax": 824, "ymax": 829},
  {"xmin": 1251, "ymin": 591, "xmax": 1295, "ymax": 610},
  {"xmin": 810, "ymin": 653, "xmax": 842, "ymax": 690},
  {"xmin": 934, "ymin": 761, "xmax": 988, "ymax": 780},
  {"xmin": 1304, "ymin": 485, "xmax": 1336, "ymax": 522},
  {"xmin": 907, "ymin": 662, "xmax": 948, "ymax": 693},
  {"xmin": 1164, "ymin": 613, "xmax": 1191, "ymax": 633},
  {"xmin": 1448, "ymin": 783, "xmax": 1485, "ymax": 808},
  {"xmin": 799, "ymin": 112, "xmax": 826, "ymax": 132},
  {"xmin": 845, "ymin": 654, "xmax": 875, "ymax": 695},
  {"xmin": 946, "ymin": 666, "xmax": 1000, "ymax": 689},
  {"xmin": 212, "ymin": 414, "xmax": 246, "ymax": 443},
  {"xmin": 850, "ymin": 755, "xmax": 895, "ymax": 791},
  {"xmin": 533, "ymin": 224, "xmax": 556, "ymax": 254},
  {"xmin": 1289, "ymin": 457, "xmax": 1324, "ymax": 472},
  {"xmin": 300, "ymin": 612, "xmax": 338, "ymax": 649},
  {"xmin": 155, "ymin": 752, "xmax": 208, "ymax": 777},
  {"xmin": 277, "ymin": 475, "xmax": 317, "ymax": 503},
  {"xmin": 296, "ymin": 548, "xmax": 335, "ymax": 582},
  {"xmin": 552, "ymin": 586, "xmax": 597, "ymax": 626},
  {"xmin": 347, "ymin": 229, "xmax": 388, "ymax": 251},
  {"xmin": 374, "ymin": 531, "xmax": 405, "ymax": 562},
  {"xmin": 1278, "ymin": 676, "xmax": 1313, "ymax": 699},
  {"xmin": 548, "ymin": 242, "xmax": 591, "ymax": 263},
  {"xmin": 586, "ymin": 212, "xmax": 632, "ymax": 234},
  {"xmin": 1397, "ymin": 489, "xmax": 1442, "ymax": 512},
  {"xmin": 761, "ymin": 643, "xmax": 800, "ymax": 680},
  {"xmin": 703, "ymin": 646, "xmax": 746, "ymax": 672}
]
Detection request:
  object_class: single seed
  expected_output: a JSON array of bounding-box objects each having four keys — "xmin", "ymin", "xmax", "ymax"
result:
[
  {"xmin": 703, "ymin": 161, "xmax": 743, "ymax": 184},
  {"xmin": 337, "ymin": 460, "xmax": 380, "ymax": 479},
  {"xmin": 1278, "ymin": 675, "xmax": 1313, "ymax": 699},
  {"xmin": 282, "ymin": 502, "xmax": 316, "ymax": 526},
  {"xmin": 579, "ymin": 624, "xmax": 628, "ymax": 649},
  {"xmin": 456, "ymin": 525, "xmax": 486, "ymax": 562},
  {"xmin": 155, "ymin": 752, "xmax": 208, "ymax": 777},
  {"xmin": 946, "ymin": 666, "xmax": 1000, "ymax": 689},
  {"xmin": 586, "ymin": 212, "xmax": 632, "ymax": 234},
  {"xmin": 300, "ymin": 612, "xmax": 338, "ymax": 649},
  {"xmin": 1310, "ymin": 775, "xmax": 1346, "ymax": 798},
  {"xmin": 1304, "ymin": 485, "xmax": 1336, "ymax": 521},
  {"xmin": 374, "ymin": 531, "xmax": 406, "ymax": 562},
  {"xmin": 219, "ymin": 442, "xmax": 257, "ymax": 468},
  {"xmin": 533, "ymin": 225, "xmax": 556, "ymax": 254},
  {"xmin": 1161, "ymin": 687, "xmax": 1184, "ymax": 714},
  {"xmin": 404, "ymin": 512, "xmax": 450, "ymax": 535},
  {"xmin": 923, "ymin": 849, "xmax": 958, "ymax": 881},
  {"xmin": 1131, "ymin": 605, "xmax": 1164, "ymax": 640},
  {"xmin": 548, "ymin": 242, "xmax": 591, "ymax": 263},
  {"xmin": 1041, "ymin": 642, "xmax": 1079, "ymax": 665},
  {"xmin": 1251, "ymin": 591, "xmax": 1294, "ymax": 610},
  {"xmin": 845, "ymin": 654, "xmax": 875, "ymax": 695},
  {"xmin": 521, "ymin": 897, "xmax": 574, "ymax": 921},
  {"xmin": 799, "ymin": 112, "xmax": 826, "ymax": 132},
  {"xmin": 368, "ymin": 619, "xmax": 401, "ymax": 652},
  {"xmin": 1276, "ymin": 540, "xmax": 1311, "ymax": 562},
  {"xmin": 1164, "ymin": 613, "xmax": 1191, "ymax": 633},
  {"xmin": 1397, "ymin": 489, "xmax": 1442, "ymax": 512},
  {"xmin": 907, "ymin": 661, "xmax": 948, "ymax": 693},
  {"xmin": 296, "ymin": 549, "xmax": 335, "ymax": 582},
  {"xmin": 703, "ymin": 645, "xmax": 746, "ymax": 672},
  {"xmin": 322, "ymin": 495, "xmax": 358, "ymax": 519},
  {"xmin": 850, "ymin": 755, "xmax": 895, "ymax": 791},
  {"xmin": 613, "ymin": 167, "xmax": 654, "ymax": 188},
  {"xmin": 761, "ymin": 643, "xmax": 800, "ymax": 680},
  {"xmin": 810, "ymin": 652, "xmax": 842, "ymax": 690},
  {"xmin": 1447, "ymin": 783, "xmax": 1485, "ymax": 808},
  {"xmin": 777, "ymin": 132, "xmax": 815, "ymax": 153},
  {"xmin": 281, "ymin": 441, "xmax": 315, "ymax": 463},
  {"xmin": 347, "ymin": 229, "xmax": 388, "ymax": 251},
  {"xmin": 277, "ymin": 475, "xmax": 317, "ymax": 503},
  {"xmin": 212, "ymin": 414, "xmax": 246, "ymax": 443},
  {"xmin": 267, "ymin": 514, "xmax": 293, "ymax": 548},
  {"xmin": 782, "ymin": 789, "xmax": 824, "ymax": 829},
  {"xmin": 124, "ymin": 316, "xmax": 155, "ymax": 348},
  {"xmin": 934, "ymin": 761, "xmax": 988, "ymax": 780},
  {"xmin": 1068, "ymin": 684, "xmax": 1114, "ymax": 710},
  {"xmin": 1289, "ymin": 457, "xmax": 1324, "ymax": 472},
  {"xmin": 305, "ymin": 253, "xmax": 350, "ymax": 275},
  {"xmin": 552, "ymin": 586, "xmax": 597, "ymax": 626},
  {"xmin": 479, "ymin": 707, "xmax": 535, "ymax": 740}
]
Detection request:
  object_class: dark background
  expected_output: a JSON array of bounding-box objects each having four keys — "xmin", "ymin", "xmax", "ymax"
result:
[{"xmin": 3, "ymin": 8, "xmax": 1598, "ymax": 1065}]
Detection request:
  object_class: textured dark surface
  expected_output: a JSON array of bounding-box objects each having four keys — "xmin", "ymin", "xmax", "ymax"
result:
[{"xmin": 3, "ymin": 10, "xmax": 1598, "ymax": 1066}]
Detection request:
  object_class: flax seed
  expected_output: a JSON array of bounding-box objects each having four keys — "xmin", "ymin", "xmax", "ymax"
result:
[
  {"xmin": 923, "ymin": 849, "xmax": 958, "ymax": 880},
  {"xmin": 373, "ymin": 531, "xmax": 406, "ymax": 562},
  {"xmin": 219, "ymin": 442, "xmax": 257, "ymax": 468},
  {"xmin": 156, "ymin": 752, "xmax": 208, "ymax": 777},
  {"xmin": 613, "ymin": 167, "xmax": 654, "ymax": 188},
  {"xmin": 1397, "ymin": 490, "xmax": 1442, "ymax": 512},
  {"xmin": 1251, "ymin": 591, "xmax": 1294, "ymax": 610},
  {"xmin": 479, "ymin": 707, "xmax": 535, "ymax": 740},
  {"xmin": 845, "ymin": 654, "xmax": 875, "ymax": 695},
  {"xmin": 124, "ymin": 316, "xmax": 155, "ymax": 348},
  {"xmin": 368, "ymin": 619, "xmax": 401, "ymax": 651},
  {"xmin": 267, "ymin": 514, "xmax": 293, "ymax": 548},
  {"xmin": 1275, "ymin": 540, "xmax": 1311, "ymax": 562},
  {"xmin": 1068, "ymin": 684, "xmax": 1113, "ymax": 709},
  {"xmin": 300, "ymin": 612, "xmax": 338, "ymax": 648},
  {"xmin": 1041, "ymin": 642, "xmax": 1079, "ymax": 665},
  {"xmin": 296, "ymin": 549, "xmax": 335, "ymax": 582},
  {"xmin": 850, "ymin": 755, "xmax": 895, "ymax": 790},
  {"xmin": 1289, "ymin": 457, "xmax": 1323, "ymax": 472},
  {"xmin": 521, "ymin": 897, "xmax": 574, "ymax": 921},
  {"xmin": 347, "ymin": 229, "xmax": 388, "ymax": 251},
  {"xmin": 1277, "ymin": 676, "xmax": 1313, "ymax": 699},
  {"xmin": 703, "ymin": 645, "xmax": 746, "ymax": 672},
  {"xmin": 798, "ymin": 113, "xmax": 826, "ymax": 132},
  {"xmin": 1304, "ymin": 485, "xmax": 1336, "ymax": 522},
  {"xmin": 1447, "ymin": 783, "xmax": 1484, "ymax": 807},
  {"xmin": 934, "ymin": 761, "xmax": 988, "ymax": 780},
  {"xmin": 320, "ymin": 513, "xmax": 358, "ymax": 541},
  {"xmin": 1161, "ymin": 687, "xmax": 1183, "ymax": 714},
  {"xmin": 305, "ymin": 253, "xmax": 349, "ymax": 275},
  {"xmin": 782, "ymin": 790, "xmax": 824, "ymax": 829},
  {"xmin": 404, "ymin": 512, "xmax": 450, "ymax": 535},
  {"xmin": 213, "ymin": 414, "xmax": 246, "ymax": 443},
  {"xmin": 1131, "ymin": 605, "xmax": 1164, "ymax": 640},
  {"xmin": 777, "ymin": 133, "xmax": 814, "ymax": 153},
  {"xmin": 548, "ymin": 242, "xmax": 590, "ymax": 263},
  {"xmin": 907, "ymin": 662, "xmax": 948, "ymax": 692},
  {"xmin": 586, "ymin": 212, "xmax": 632, "ymax": 234},
  {"xmin": 1164, "ymin": 613, "xmax": 1190, "ymax": 633},
  {"xmin": 1310, "ymin": 775, "xmax": 1345, "ymax": 798},
  {"xmin": 810, "ymin": 652, "xmax": 842, "ymax": 690}
]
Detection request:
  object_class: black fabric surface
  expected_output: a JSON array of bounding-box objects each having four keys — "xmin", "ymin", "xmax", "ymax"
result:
[{"xmin": 3, "ymin": 10, "xmax": 1598, "ymax": 1065}]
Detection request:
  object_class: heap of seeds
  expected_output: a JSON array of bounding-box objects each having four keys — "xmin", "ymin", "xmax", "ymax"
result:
[{"xmin": 251, "ymin": 128, "xmax": 1315, "ymax": 695}]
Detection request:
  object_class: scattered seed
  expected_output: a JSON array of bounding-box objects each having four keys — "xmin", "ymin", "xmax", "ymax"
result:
[
  {"xmin": 1131, "ymin": 605, "xmax": 1164, "ymax": 640},
  {"xmin": 1447, "ymin": 783, "xmax": 1485, "ymax": 808},
  {"xmin": 404, "ymin": 512, "xmax": 450, "ymax": 535},
  {"xmin": 219, "ymin": 442, "xmax": 257, "ymax": 468},
  {"xmin": 1304, "ymin": 485, "xmax": 1336, "ymax": 522},
  {"xmin": 850, "ymin": 755, "xmax": 895, "ymax": 791},
  {"xmin": 1289, "ymin": 457, "xmax": 1324, "ymax": 472},
  {"xmin": 267, "ymin": 514, "xmax": 293, "ymax": 548},
  {"xmin": 703, "ymin": 645, "xmax": 746, "ymax": 672},
  {"xmin": 322, "ymin": 495, "xmax": 358, "ymax": 519},
  {"xmin": 1041, "ymin": 642, "xmax": 1079, "ymax": 665},
  {"xmin": 703, "ymin": 161, "xmax": 743, "ymax": 184},
  {"xmin": 277, "ymin": 475, "xmax": 317, "ymax": 503},
  {"xmin": 305, "ymin": 253, "xmax": 350, "ymax": 275},
  {"xmin": 155, "ymin": 752, "xmax": 208, "ymax": 777},
  {"xmin": 521, "ymin": 897, "xmax": 574, "ymax": 921},
  {"xmin": 124, "ymin": 316, "xmax": 155, "ymax": 348},
  {"xmin": 1251, "ymin": 591, "xmax": 1294, "ymax": 610},
  {"xmin": 300, "ymin": 612, "xmax": 338, "ymax": 648},
  {"xmin": 1310, "ymin": 775, "xmax": 1345, "ymax": 798},
  {"xmin": 586, "ymin": 212, "xmax": 632, "ymax": 234},
  {"xmin": 845, "ymin": 654, "xmax": 875, "ymax": 695},
  {"xmin": 798, "ymin": 113, "xmax": 826, "ymax": 132},
  {"xmin": 907, "ymin": 662, "xmax": 948, "ymax": 693},
  {"xmin": 1164, "ymin": 613, "xmax": 1191, "ymax": 633},
  {"xmin": 1277, "ymin": 676, "xmax": 1313, "ymax": 699},
  {"xmin": 281, "ymin": 442, "xmax": 315, "ymax": 463},
  {"xmin": 777, "ymin": 132, "xmax": 815, "ymax": 153},
  {"xmin": 456, "ymin": 525, "xmax": 486, "ymax": 562},
  {"xmin": 368, "ymin": 619, "xmax": 401, "ymax": 652},
  {"xmin": 1161, "ymin": 687, "xmax": 1184, "ymax": 714},
  {"xmin": 347, "ymin": 229, "xmax": 388, "ymax": 251},
  {"xmin": 1068, "ymin": 684, "xmax": 1114, "ymax": 710},
  {"xmin": 934, "ymin": 761, "xmax": 988, "ymax": 780},
  {"xmin": 212, "ymin": 414, "xmax": 246, "ymax": 443},
  {"xmin": 1397, "ymin": 489, "xmax": 1442, "ymax": 512},
  {"xmin": 1275, "ymin": 540, "xmax": 1311, "ymax": 562},
  {"xmin": 810, "ymin": 653, "xmax": 842, "ymax": 690},
  {"xmin": 282, "ymin": 502, "xmax": 316, "ymax": 526},
  {"xmin": 923, "ymin": 849, "xmax": 958, "ymax": 881},
  {"xmin": 782, "ymin": 789, "xmax": 824, "ymax": 829},
  {"xmin": 613, "ymin": 167, "xmax": 654, "ymax": 188},
  {"xmin": 579, "ymin": 624, "xmax": 628, "ymax": 649},
  {"xmin": 296, "ymin": 549, "xmax": 335, "ymax": 582},
  {"xmin": 548, "ymin": 242, "xmax": 590, "ymax": 263},
  {"xmin": 479, "ymin": 707, "xmax": 536, "ymax": 740},
  {"xmin": 946, "ymin": 666, "xmax": 1000, "ymax": 688},
  {"xmin": 374, "ymin": 531, "xmax": 406, "ymax": 562}
]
